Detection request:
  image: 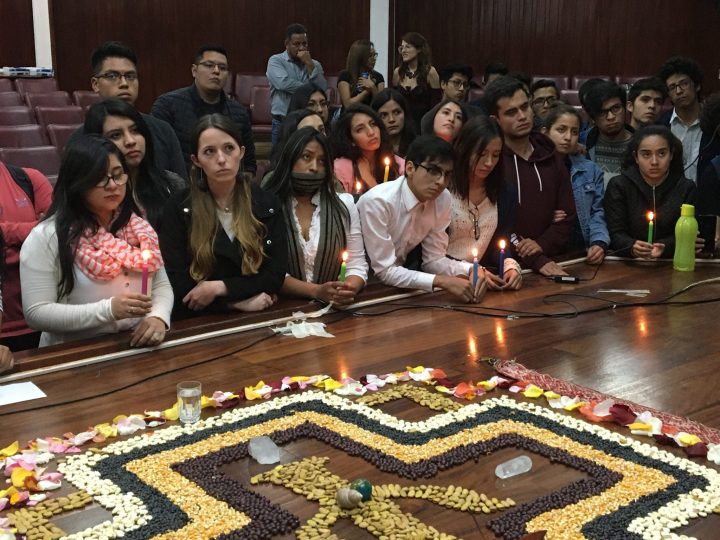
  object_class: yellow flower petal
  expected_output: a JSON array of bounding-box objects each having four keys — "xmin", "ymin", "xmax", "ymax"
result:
[
  {"xmin": 318, "ymin": 378, "xmax": 344, "ymax": 391},
  {"xmin": 163, "ymin": 403, "xmax": 180, "ymax": 421},
  {"xmin": 564, "ymin": 401, "xmax": 586, "ymax": 411},
  {"xmin": 0, "ymin": 441, "xmax": 19, "ymax": 457},
  {"xmin": 112, "ymin": 415, "xmax": 127, "ymax": 424},
  {"xmin": 0, "ymin": 486, "xmax": 18, "ymax": 499},
  {"xmin": 409, "ymin": 366, "xmax": 425, "ymax": 373},
  {"xmin": 94, "ymin": 423, "xmax": 118, "ymax": 438},
  {"xmin": 679, "ymin": 433, "xmax": 702, "ymax": 446},
  {"xmin": 543, "ymin": 391, "xmax": 561, "ymax": 400},
  {"xmin": 11, "ymin": 467, "xmax": 34, "ymax": 489},
  {"xmin": 200, "ymin": 396, "xmax": 213, "ymax": 409},
  {"xmin": 628, "ymin": 422, "xmax": 652, "ymax": 431},
  {"xmin": 523, "ymin": 384, "xmax": 544, "ymax": 398},
  {"xmin": 477, "ymin": 380, "xmax": 498, "ymax": 390},
  {"xmin": 244, "ymin": 387, "xmax": 263, "ymax": 400}
]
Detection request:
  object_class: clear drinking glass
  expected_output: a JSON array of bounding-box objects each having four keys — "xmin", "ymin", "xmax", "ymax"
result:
[{"xmin": 177, "ymin": 381, "xmax": 202, "ymax": 424}]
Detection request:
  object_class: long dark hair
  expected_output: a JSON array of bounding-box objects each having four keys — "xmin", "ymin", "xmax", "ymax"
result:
[
  {"xmin": 83, "ymin": 98, "xmax": 179, "ymax": 229},
  {"xmin": 264, "ymin": 127, "xmax": 349, "ymax": 226},
  {"xmin": 622, "ymin": 125, "xmax": 685, "ymax": 177},
  {"xmin": 288, "ymin": 83, "xmax": 327, "ymax": 115},
  {"xmin": 451, "ymin": 115, "xmax": 504, "ymax": 203},
  {"xmin": 371, "ymin": 88, "xmax": 417, "ymax": 157},
  {"xmin": 398, "ymin": 32, "xmax": 432, "ymax": 86},
  {"xmin": 46, "ymin": 135, "xmax": 137, "ymax": 297},
  {"xmin": 330, "ymin": 104, "xmax": 400, "ymax": 182},
  {"xmin": 267, "ymin": 109, "xmax": 323, "ymax": 171},
  {"xmin": 345, "ymin": 39, "xmax": 373, "ymax": 85}
]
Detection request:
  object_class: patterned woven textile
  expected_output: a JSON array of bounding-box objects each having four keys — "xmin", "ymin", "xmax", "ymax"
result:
[{"xmin": 494, "ymin": 358, "xmax": 720, "ymax": 445}]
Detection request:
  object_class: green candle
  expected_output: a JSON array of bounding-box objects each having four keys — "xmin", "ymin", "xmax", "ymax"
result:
[
  {"xmin": 338, "ymin": 251, "xmax": 348, "ymax": 281},
  {"xmin": 647, "ymin": 211, "xmax": 654, "ymax": 243}
]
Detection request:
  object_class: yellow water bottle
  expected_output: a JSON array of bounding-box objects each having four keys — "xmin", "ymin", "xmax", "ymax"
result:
[{"xmin": 673, "ymin": 204, "xmax": 698, "ymax": 271}]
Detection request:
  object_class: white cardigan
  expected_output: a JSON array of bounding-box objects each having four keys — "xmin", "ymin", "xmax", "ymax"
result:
[{"xmin": 20, "ymin": 218, "xmax": 173, "ymax": 347}]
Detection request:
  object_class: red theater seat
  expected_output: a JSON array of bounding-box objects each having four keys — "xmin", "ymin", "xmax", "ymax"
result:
[
  {"xmin": 14, "ymin": 78, "xmax": 59, "ymax": 95},
  {"xmin": 0, "ymin": 106, "xmax": 36, "ymax": 125},
  {"xmin": 35, "ymin": 106, "xmax": 84, "ymax": 129},
  {"xmin": 560, "ymin": 89, "xmax": 580, "ymax": 106},
  {"xmin": 0, "ymin": 79, "xmax": 14, "ymax": 92},
  {"xmin": 47, "ymin": 123, "xmax": 83, "ymax": 150},
  {"xmin": 25, "ymin": 92, "xmax": 72, "ymax": 109},
  {"xmin": 0, "ymin": 92, "xmax": 23, "ymax": 106},
  {"xmin": 72, "ymin": 90, "xmax": 102, "ymax": 109},
  {"xmin": 249, "ymin": 86, "xmax": 272, "ymax": 134},
  {"xmin": 0, "ymin": 146, "xmax": 61, "ymax": 177},
  {"xmin": 532, "ymin": 76, "xmax": 570, "ymax": 90},
  {"xmin": 0, "ymin": 125, "xmax": 48, "ymax": 147},
  {"xmin": 572, "ymin": 75, "xmax": 611, "ymax": 89},
  {"xmin": 234, "ymin": 74, "xmax": 268, "ymax": 108}
]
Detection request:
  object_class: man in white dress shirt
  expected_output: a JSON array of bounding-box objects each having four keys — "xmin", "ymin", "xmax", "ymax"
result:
[{"xmin": 357, "ymin": 135, "xmax": 486, "ymax": 303}]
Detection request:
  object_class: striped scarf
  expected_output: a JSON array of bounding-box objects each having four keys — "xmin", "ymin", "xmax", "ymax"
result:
[
  {"xmin": 284, "ymin": 192, "xmax": 346, "ymax": 284},
  {"xmin": 75, "ymin": 213, "xmax": 164, "ymax": 280}
]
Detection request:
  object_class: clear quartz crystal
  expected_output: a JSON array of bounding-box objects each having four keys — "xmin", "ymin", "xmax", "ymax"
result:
[
  {"xmin": 495, "ymin": 455, "xmax": 532, "ymax": 479},
  {"xmin": 248, "ymin": 436, "xmax": 280, "ymax": 464}
]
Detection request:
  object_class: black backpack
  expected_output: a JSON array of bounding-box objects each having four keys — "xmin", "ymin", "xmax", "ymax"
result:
[{"xmin": 6, "ymin": 165, "xmax": 34, "ymax": 205}]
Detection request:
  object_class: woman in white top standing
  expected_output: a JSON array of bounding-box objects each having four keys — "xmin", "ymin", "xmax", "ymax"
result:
[
  {"xmin": 20, "ymin": 135, "xmax": 172, "ymax": 347},
  {"xmin": 447, "ymin": 115, "xmax": 522, "ymax": 290},
  {"xmin": 263, "ymin": 127, "xmax": 367, "ymax": 304}
]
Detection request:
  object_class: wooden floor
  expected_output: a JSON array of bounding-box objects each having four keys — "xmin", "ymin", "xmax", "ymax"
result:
[{"xmin": 2, "ymin": 258, "xmax": 720, "ymax": 538}]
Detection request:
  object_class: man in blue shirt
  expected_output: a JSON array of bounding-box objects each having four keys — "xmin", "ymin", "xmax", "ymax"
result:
[{"xmin": 266, "ymin": 23, "xmax": 327, "ymax": 145}]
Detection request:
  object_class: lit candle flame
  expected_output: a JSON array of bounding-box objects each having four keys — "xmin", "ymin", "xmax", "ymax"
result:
[
  {"xmin": 384, "ymin": 157, "xmax": 391, "ymax": 166},
  {"xmin": 499, "ymin": 239, "xmax": 506, "ymax": 250},
  {"xmin": 647, "ymin": 211, "xmax": 654, "ymax": 222},
  {"xmin": 141, "ymin": 249, "xmax": 152, "ymax": 262},
  {"xmin": 355, "ymin": 181, "xmax": 362, "ymax": 193},
  {"xmin": 341, "ymin": 250, "xmax": 348, "ymax": 262},
  {"xmin": 471, "ymin": 248, "xmax": 478, "ymax": 258}
]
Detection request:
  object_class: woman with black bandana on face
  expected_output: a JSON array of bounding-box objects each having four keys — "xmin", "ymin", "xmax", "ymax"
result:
[{"xmin": 262, "ymin": 127, "xmax": 368, "ymax": 305}]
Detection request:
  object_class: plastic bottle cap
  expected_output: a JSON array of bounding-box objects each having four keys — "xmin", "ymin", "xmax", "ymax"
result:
[{"xmin": 680, "ymin": 204, "xmax": 695, "ymax": 217}]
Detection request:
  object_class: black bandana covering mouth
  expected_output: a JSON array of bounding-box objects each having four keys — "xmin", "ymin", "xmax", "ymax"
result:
[{"xmin": 291, "ymin": 171, "xmax": 326, "ymax": 195}]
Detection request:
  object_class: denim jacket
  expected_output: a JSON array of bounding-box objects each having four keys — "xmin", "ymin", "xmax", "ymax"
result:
[{"xmin": 569, "ymin": 154, "xmax": 610, "ymax": 248}]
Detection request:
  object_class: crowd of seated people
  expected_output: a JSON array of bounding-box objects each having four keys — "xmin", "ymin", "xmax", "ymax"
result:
[{"xmin": 2, "ymin": 23, "xmax": 720, "ymax": 373}]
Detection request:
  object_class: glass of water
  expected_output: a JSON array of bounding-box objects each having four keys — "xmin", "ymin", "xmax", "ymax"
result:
[{"xmin": 177, "ymin": 381, "xmax": 202, "ymax": 424}]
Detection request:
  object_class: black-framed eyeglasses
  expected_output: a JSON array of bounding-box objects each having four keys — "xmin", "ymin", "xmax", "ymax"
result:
[
  {"xmin": 417, "ymin": 162, "xmax": 453, "ymax": 180},
  {"xmin": 196, "ymin": 61, "xmax": 229, "ymax": 72},
  {"xmin": 531, "ymin": 96, "xmax": 557, "ymax": 107},
  {"xmin": 96, "ymin": 170, "xmax": 129, "ymax": 188},
  {"xmin": 447, "ymin": 79, "xmax": 469, "ymax": 89},
  {"xmin": 95, "ymin": 71, "xmax": 138, "ymax": 83},
  {"xmin": 599, "ymin": 103, "xmax": 624, "ymax": 118},
  {"xmin": 667, "ymin": 79, "xmax": 692, "ymax": 94}
]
